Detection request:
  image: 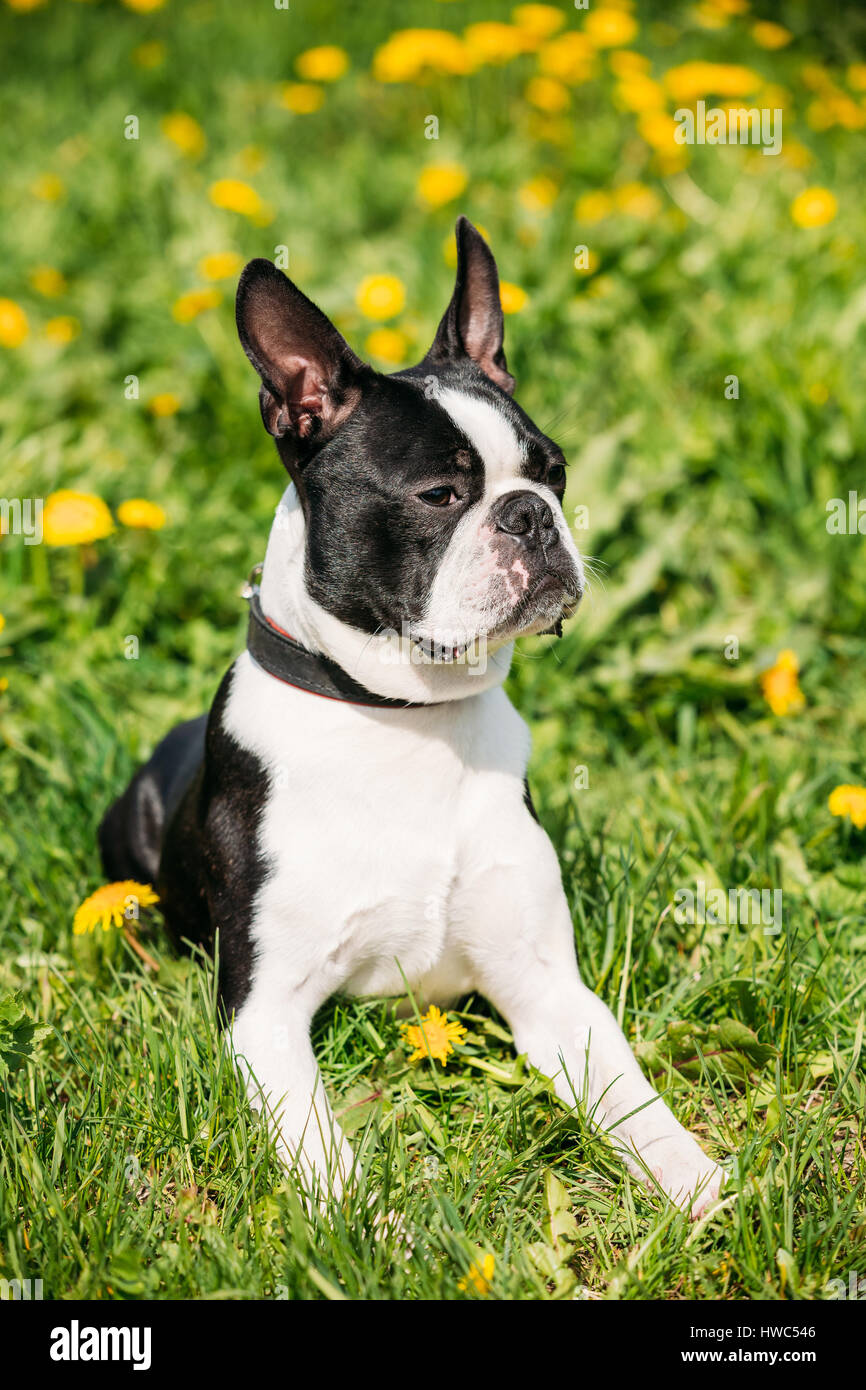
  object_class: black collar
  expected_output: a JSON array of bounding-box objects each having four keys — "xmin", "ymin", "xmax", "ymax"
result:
[{"xmin": 244, "ymin": 571, "xmax": 434, "ymax": 709}]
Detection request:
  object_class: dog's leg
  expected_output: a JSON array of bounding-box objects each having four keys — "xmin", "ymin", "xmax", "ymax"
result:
[
  {"xmin": 230, "ymin": 979, "xmax": 353, "ymax": 1203},
  {"xmin": 457, "ymin": 822, "xmax": 725, "ymax": 1217}
]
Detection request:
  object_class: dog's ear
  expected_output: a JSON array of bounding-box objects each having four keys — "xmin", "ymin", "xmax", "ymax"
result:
[
  {"xmin": 236, "ymin": 259, "xmax": 370, "ymax": 477},
  {"xmin": 424, "ymin": 216, "xmax": 514, "ymax": 395}
]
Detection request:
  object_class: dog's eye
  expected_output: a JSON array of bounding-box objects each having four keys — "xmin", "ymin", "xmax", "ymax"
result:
[
  {"xmin": 548, "ymin": 464, "xmax": 566, "ymax": 486},
  {"xmin": 419, "ymin": 486, "xmax": 458, "ymax": 507}
]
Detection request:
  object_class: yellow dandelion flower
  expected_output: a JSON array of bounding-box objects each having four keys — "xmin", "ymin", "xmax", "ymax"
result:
[
  {"xmin": 0, "ymin": 299, "xmax": 29, "ymax": 348},
  {"xmin": 280, "ymin": 83, "xmax": 324, "ymax": 114},
  {"xmin": 0, "ymin": 678, "xmax": 8, "ymax": 693},
  {"xmin": 364, "ymin": 327, "xmax": 410, "ymax": 365},
  {"xmin": 828, "ymin": 785, "xmax": 866, "ymax": 831},
  {"xmin": 0, "ymin": 614, "xmax": 5, "ymax": 633},
  {"xmin": 518, "ymin": 174, "xmax": 558, "ymax": 212},
  {"xmin": 637, "ymin": 110, "xmax": 682, "ymax": 154},
  {"xmin": 847, "ymin": 63, "xmax": 866, "ymax": 92},
  {"xmin": 132, "ymin": 41, "xmax": 166, "ymax": 69},
  {"xmin": 44, "ymin": 316, "xmax": 80, "ymax": 345},
  {"xmin": 615, "ymin": 74, "xmax": 666, "ymax": 111},
  {"xmin": 5, "ymin": 0, "xmax": 46, "ymax": 10},
  {"xmin": 525, "ymin": 75, "xmax": 570, "ymax": 112},
  {"xmin": 148, "ymin": 392, "xmax": 182, "ymax": 417},
  {"xmin": 608, "ymin": 50, "xmax": 651, "ymax": 78},
  {"xmin": 121, "ymin": 0, "xmax": 165, "ymax": 11},
  {"xmin": 209, "ymin": 178, "xmax": 267, "ymax": 220},
  {"xmin": 512, "ymin": 4, "xmax": 565, "ymax": 41},
  {"xmin": 585, "ymin": 8, "xmax": 638, "ymax": 48},
  {"xmin": 74, "ymin": 881, "xmax": 159, "ymax": 934},
  {"xmin": 500, "ymin": 281, "xmax": 529, "ymax": 313},
  {"xmin": 295, "ymin": 45, "xmax": 348, "ymax": 82},
  {"xmin": 161, "ymin": 112, "xmax": 206, "ymax": 158},
  {"xmin": 693, "ymin": 0, "xmax": 731, "ymax": 29},
  {"xmin": 117, "ymin": 499, "xmax": 167, "ymax": 530},
  {"xmin": 663, "ymin": 62, "xmax": 762, "ymax": 102},
  {"xmin": 42, "ymin": 491, "xmax": 113, "ymax": 547},
  {"xmin": 537, "ymin": 31, "xmax": 596, "ymax": 83},
  {"xmin": 829, "ymin": 92, "xmax": 866, "ymax": 130},
  {"xmin": 199, "ymin": 251, "xmax": 243, "ymax": 281},
  {"xmin": 790, "ymin": 187, "xmax": 837, "ymax": 229},
  {"xmin": 760, "ymin": 649, "xmax": 805, "ymax": 716},
  {"xmin": 417, "ymin": 161, "xmax": 468, "ymax": 209},
  {"xmin": 172, "ymin": 288, "xmax": 222, "ymax": 323},
  {"xmin": 458, "ymin": 1253, "xmax": 495, "ymax": 1296},
  {"xmin": 464, "ymin": 22, "xmax": 531, "ymax": 65},
  {"xmin": 403, "ymin": 1004, "xmax": 468, "ymax": 1065},
  {"xmin": 575, "ymin": 190, "xmax": 613, "ymax": 223},
  {"xmin": 355, "ymin": 274, "xmax": 406, "ymax": 321},
  {"xmin": 29, "ymin": 266, "xmax": 67, "ymax": 298},
  {"xmin": 752, "ymin": 21, "xmax": 793, "ymax": 50},
  {"xmin": 614, "ymin": 181, "xmax": 661, "ymax": 219},
  {"xmin": 807, "ymin": 382, "xmax": 829, "ymax": 405},
  {"xmin": 372, "ymin": 29, "xmax": 476, "ymax": 84},
  {"xmin": 31, "ymin": 172, "xmax": 65, "ymax": 201}
]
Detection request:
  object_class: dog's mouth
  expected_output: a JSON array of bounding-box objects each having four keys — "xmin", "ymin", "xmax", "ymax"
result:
[
  {"xmin": 409, "ymin": 634, "xmax": 475, "ymax": 664},
  {"xmin": 409, "ymin": 572, "xmax": 582, "ymax": 663},
  {"xmin": 488, "ymin": 570, "xmax": 582, "ymax": 640}
]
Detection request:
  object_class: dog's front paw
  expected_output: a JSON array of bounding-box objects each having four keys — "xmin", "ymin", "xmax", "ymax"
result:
[{"xmin": 645, "ymin": 1136, "xmax": 725, "ymax": 1219}]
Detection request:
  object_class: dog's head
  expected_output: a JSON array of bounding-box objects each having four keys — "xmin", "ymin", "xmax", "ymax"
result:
[{"xmin": 236, "ymin": 218, "xmax": 583, "ymax": 694}]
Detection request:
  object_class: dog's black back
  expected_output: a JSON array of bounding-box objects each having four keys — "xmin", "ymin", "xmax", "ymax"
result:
[
  {"xmin": 99, "ymin": 714, "xmax": 207, "ymax": 885},
  {"xmin": 98, "ymin": 672, "xmax": 266, "ymax": 1012}
]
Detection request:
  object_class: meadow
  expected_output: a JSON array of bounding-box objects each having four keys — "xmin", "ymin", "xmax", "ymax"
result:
[{"xmin": 1, "ymin": 0, "xmax": 865, "ymax": 1301}]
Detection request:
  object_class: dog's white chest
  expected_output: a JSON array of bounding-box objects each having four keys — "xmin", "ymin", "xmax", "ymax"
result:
[{"xmin": 223, "ymin": 652, "xmax": 531, "ymax": 1004}]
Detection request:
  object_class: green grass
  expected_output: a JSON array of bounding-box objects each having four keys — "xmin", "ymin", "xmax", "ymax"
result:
[{"xmin": 1, "ymin": 0, "xmax": 866, "ymax": 1300}]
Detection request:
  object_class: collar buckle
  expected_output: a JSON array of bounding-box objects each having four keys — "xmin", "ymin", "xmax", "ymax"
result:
[{"xmin": 240, "ymin": 561, "xmax": 263, "ymax": 602}]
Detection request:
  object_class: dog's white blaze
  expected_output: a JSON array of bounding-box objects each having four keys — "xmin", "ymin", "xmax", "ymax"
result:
[
  {"xmin": 419, "ymin": 387, "xmax": 584, "ymax": 646},
  {"xmin": 436, "ymin": 387, "xmax": 527, "ymax": 494}
]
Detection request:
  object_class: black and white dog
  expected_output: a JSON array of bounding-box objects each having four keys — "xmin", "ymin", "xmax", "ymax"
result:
[{"xmin": 100, "ymin": 218, "xmax": 723, "ymax": 1215}]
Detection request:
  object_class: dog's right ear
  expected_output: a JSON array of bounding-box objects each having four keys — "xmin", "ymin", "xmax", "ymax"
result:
[{"xmin": 236, "ymin": 259, "xmax": 370, "ymax": 480}]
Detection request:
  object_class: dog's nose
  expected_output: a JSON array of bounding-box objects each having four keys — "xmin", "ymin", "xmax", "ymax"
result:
[{"xmin": 492, "ymin": 490, "xmax": 558, "ymax": 550}]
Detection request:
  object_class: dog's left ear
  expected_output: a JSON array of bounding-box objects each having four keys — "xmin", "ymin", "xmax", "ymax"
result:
[{"xmin": 424, "ymin": 216, "xmax": 515, "ymax": 395}]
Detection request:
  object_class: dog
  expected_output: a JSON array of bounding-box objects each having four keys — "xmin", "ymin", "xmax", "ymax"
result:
[{"xmin": 100, "ymin": 217, "xmax": 724, "ymax": 1216}]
